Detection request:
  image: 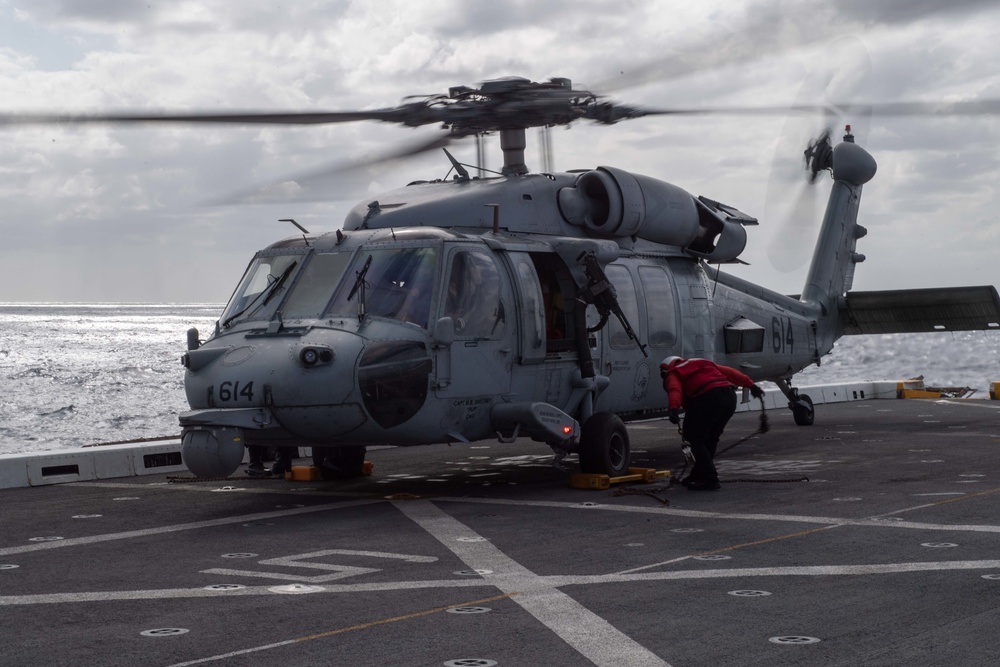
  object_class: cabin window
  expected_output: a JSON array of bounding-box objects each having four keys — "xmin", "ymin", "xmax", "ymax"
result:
[
  {"xmin": 281, "ymin": 252, "xmax": 353, "ymax": 319},
  {"xmin": 604, "ymin": 264, "xmax": 641, "ymax": 349},
  {"xmin": 638, "ymin": 266, "xmax": 677, "ymax": 348},
  {"xmin": 327, "ymin": 246, "xmax": 438, "ymax": 327},
  {"xmin": 514, "ymin": 259, "xmax": 544, "ymax": 351},
  {"xmin": 530, "ymin": 254, "xmax": 576, "ymax": 351},
  {"xmin": 443, "ymin": 249, "xmax": 505, "ymax": 339},
  {"xmin": 358, "ymin": 340, "xmax": 432, "ymax": 428}
]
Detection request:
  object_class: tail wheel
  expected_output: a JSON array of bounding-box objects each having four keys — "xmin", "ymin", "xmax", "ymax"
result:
[
  {"xmin": 312, "ymin": 445, "xmax": 368, "ymax": 479},
  {"xmin": 578, "ymin": 412, "xmax": 631, "ymax": 476},
  {"xmin": 792, "ymin": 394, "xmax": 815, "ymax": 426}
]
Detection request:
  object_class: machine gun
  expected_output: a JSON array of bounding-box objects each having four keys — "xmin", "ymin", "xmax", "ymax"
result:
[{"xmin": 576, "ymin": 251, "xmax": 648, "ymax": 358}]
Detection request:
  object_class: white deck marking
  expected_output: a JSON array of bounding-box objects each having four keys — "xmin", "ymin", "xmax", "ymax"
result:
[
  {"xmin": 200, "ymin": 549, "xmax": 438, "ymax": 582},
  {"xmin": 0, "ymin": 579, "xmax": 487, "ymax": 606},
  {"xmin": 200, "ymin": 565, "xmax": 380, "ymax": 583},
  {"xmin": 0, "ymin": 499, "xmax": 382, "ymax": 556},
  {"xmin": 394, "ymin": 499, "xmax": 672, "ymax": 667},
  {"xmin": 436, "ymin": 496, "xmax": 1000, "ymax": 533},
  {"xmin": 9, "ymin": 557, "xmax": 1000, "ymax": 607}
]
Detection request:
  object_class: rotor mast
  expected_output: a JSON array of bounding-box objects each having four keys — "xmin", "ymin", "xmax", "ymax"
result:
[{"xmin": 499, "ymin": 128, "xmax": 528, "ymax": 175}]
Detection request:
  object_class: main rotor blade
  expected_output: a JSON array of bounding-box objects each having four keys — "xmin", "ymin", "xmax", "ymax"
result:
[
  {"xmin": 209, "ymin": 132, "xmax": 457, "ymax": 206},
  {"xmin": 0, "ymin": 109, "xmax": 407, "ymax": 127},
  {"xmin": 605, "ymin": 97, "xmax": 1000, "ymax": 121}
]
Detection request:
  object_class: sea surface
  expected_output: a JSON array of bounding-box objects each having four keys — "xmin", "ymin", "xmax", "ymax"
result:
[{"xmin": 1, "ymin": 303, "xmax": 998, "ymax": 455}]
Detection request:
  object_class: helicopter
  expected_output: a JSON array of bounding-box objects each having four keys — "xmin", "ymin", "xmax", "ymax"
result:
[
  {"xmin": 8, "ymin": 76, "xmax": 999, "ymax": 479},
  {"xmin": 165, "ymin": 76, "xmax": 1000, "ymax": 479}
]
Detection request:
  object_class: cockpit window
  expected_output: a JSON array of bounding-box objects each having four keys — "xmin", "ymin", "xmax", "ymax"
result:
[
  {"xmin": 281, "ymin": 252, "xmax": 353, "ymax": 319},
  {"xmin": 328, "ymin": 246, "xmax": 438, "ymax": 328},
  {"xmin": 221, "ymin": 254, "xmax": 300, "ymax": 327}
]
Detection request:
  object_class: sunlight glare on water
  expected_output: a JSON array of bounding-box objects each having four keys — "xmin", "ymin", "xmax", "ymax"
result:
[{"xmin": 0, "ymin": 303, "xmax": 997, "ymax": 455}]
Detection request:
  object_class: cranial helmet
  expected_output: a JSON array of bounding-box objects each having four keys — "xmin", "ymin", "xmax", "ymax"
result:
[{"xmin": 659, "ymin": 356, "xmax": 682, "ymax": 371}]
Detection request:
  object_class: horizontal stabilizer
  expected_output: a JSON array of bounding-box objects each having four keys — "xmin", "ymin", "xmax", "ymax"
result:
[{"xmin": 839, "ymin": 286, "xmax": 1000, "ymax": 335}]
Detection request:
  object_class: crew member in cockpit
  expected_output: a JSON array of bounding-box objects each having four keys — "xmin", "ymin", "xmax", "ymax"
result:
[{"xmin": 660, "ymin": 356, "xmax": 764, "ymax": 491}]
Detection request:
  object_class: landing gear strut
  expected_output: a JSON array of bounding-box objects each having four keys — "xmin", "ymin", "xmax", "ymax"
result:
[{"xmin": 775, "ymin": 379, "xmax": 815, "ymax": 426}]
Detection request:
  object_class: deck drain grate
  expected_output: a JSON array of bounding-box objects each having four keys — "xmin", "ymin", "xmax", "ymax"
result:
[
  {"xmin": 443, "ymin": 660, "xmax": 497, "ymax": 667},
  {"xmin": 269, "ymin": 584, "xmax": 325, "ymax": 594},
  {"xmin": 204, "ymin": 584, "xmax": 246, "ymax": 591},
  {"xmin": 446, "ymin": 607, "xmax": 492, "ymax": 615},
  {"xmin": 729, "ymin": 590, "xmax": 771, "ymax": 597},
  {"xmin": 769, "ymin": 636, "xmax": 820, "ymax": 645},
  {"xmin": 141, "ymin": 628, "xmax": 189, "ymax": 637}
]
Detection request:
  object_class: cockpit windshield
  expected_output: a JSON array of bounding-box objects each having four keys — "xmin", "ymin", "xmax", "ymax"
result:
[
  {"xmin": 281, "ymin": 252, "xmax": 353, "ymax": 319},
  {"xmin": 328, "ymin": 246, "xmax": 438, "ymax": 328},
  {"xmin": 221, "ymin": 254, "xmax": 300, "ymax": 327}
]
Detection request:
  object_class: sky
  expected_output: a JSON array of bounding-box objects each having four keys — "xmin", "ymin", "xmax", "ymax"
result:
[{"xmin": 0, "ymin": 0, "xmax": 998, "ymax": 303}]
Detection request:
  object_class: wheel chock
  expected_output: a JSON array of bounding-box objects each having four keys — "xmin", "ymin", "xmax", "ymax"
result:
[
  {"xmin": 285, "ymin": 466, "xmax": 321, "ymax": 481},
  {"xmin": 284, "ymin": 461, "xmax": 374, "ymax": 481},
  {"xmin": 570, "ymin": 467, "xmax": 670, "ymax": 490}
]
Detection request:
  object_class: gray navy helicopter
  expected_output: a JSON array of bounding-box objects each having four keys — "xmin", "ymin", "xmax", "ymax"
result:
[
  {"xmin": 172, "ymin": 76, "xmax": 1000, "ymax": 479},
  {"xmin": 12, "ymin": 75, "xmax": 1000, "ymax": 479}
]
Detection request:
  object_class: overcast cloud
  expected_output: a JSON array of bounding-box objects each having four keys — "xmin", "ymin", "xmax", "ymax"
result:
[{"xmin": 0, "ymin": 0, "xmax": 998, "ymax": 302}]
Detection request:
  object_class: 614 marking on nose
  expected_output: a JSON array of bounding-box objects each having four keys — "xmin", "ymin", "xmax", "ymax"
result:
[{"xmin": 214, "ymin": 380, "xmax": 254, "ymax": 402}]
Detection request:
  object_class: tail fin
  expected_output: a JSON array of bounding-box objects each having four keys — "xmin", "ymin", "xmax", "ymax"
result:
[{"xmin": 800, "ymin": 135, "xmax": 877, "ymax": 353}]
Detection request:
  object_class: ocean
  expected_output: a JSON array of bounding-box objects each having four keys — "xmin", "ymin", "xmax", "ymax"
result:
[{"xmin": 1, "ymin": 303, "xmax": 997, "ymax": 455}]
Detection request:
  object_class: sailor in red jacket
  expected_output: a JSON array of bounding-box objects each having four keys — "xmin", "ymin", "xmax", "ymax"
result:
[{"xmin": 660, "ymin": 356, "xmax": 764, "ymax": 490}]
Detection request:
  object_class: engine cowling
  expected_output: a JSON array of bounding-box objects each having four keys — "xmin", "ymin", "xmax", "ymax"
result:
[{"xmin": 557, "ymin": 166, "xmax": 750, "ymax": 262}]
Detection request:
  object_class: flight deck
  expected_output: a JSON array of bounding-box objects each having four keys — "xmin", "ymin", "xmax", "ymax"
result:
[{"xmin": 3, "ymin": 398, "xmax": 1000, "ymax": 667}]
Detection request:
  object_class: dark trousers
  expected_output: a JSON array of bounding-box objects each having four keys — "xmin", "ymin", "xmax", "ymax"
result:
[{"xmin": 682, "ymin": 386, "xmax": 737, "ymax": 483}]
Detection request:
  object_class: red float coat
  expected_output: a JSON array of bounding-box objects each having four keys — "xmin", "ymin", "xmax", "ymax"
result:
[{"xmin": 663, "ymin": 358, "xmax": 755, "ymax": 410}]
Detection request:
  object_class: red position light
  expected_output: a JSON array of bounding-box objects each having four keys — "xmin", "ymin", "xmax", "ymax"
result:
[{"xmin": 563, "ymin": 425, "xmax": 572, "ymax": 434}]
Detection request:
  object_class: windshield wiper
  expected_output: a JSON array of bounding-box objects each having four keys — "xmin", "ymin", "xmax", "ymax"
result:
[
  {"xmin": 222, "ymin": 260, "xmax": 298, "ymax": 328},
  {"xmin": 347, "ymin": 255, "xmax": 373, "ymax": 321}
]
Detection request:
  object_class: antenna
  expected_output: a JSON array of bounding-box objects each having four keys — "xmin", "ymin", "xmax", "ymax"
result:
[
  {"xmin": 280, "ymin": 218, "xmax": 310, "ymax": 245},
  {"xmin": 279, "ymin": 218, "xmax": 309, "ymax": 234}
]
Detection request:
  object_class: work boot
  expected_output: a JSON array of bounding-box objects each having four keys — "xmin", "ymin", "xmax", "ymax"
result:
[
  {"xmin": 680, "ymin": 474, "xmax": 701, "ymax": 488},
  {"xmin": 686, "ymin": 479, "xmax": 721, "ymax": 491},
  {"xmin": 269, "ymin": 450, "xmax": 291, "ymax": 476},
  {"xmin": 246, "ymin": 462, "xmax": 269, "ymax": 478}
]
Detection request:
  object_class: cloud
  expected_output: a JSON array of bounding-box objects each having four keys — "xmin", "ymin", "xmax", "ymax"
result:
[{"xmin": 0, "ymin": 0, "xmax": 998, "ymax": 301}]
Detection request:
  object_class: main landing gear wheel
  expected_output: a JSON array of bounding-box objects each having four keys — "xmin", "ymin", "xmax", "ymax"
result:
[
  {"xmin": 578, "ymin": 412, "xmax": 631, "ymax": 476},
  {"xmin": 312, "ymin": 445, "xmax": 368, "ymax": 479},
  {"xmin": 792, "ymin": 394, "xmax": 815, "ymax": 426}
]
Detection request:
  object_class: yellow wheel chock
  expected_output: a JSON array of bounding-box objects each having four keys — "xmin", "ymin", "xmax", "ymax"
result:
[{"xmin": 570, "ymin": 467, "xmax": 671, "ymax": 490}]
